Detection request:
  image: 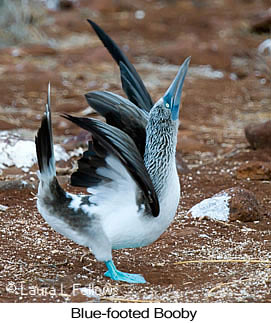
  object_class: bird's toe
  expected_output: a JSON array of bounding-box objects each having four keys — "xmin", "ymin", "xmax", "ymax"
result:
[{"xmin": 104, "ymin": 269, "xmax": 146, "ymax": 284}]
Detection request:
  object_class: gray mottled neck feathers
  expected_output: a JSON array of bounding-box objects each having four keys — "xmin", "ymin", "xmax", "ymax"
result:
[{"xmin": 144, "ymin": 105, "xmax": 178, "ymax": 197}]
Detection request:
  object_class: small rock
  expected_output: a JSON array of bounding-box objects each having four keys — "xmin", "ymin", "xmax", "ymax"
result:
[
  {"xmin": 226, "ymin": 188, "xmax": 262, "ymax": 222},
  {"xmin": 188, "ymin": 187, "xmax": 261, "ymax": 222},
  {"xmin": 258, "ymin": 39, "xmax": 271, "ymax": 55},
  {"xmin": 46, "ymin": 0, "xmax": 59, "ymax": 10},
  {"xmin": 59, "ymin": 0, "xmax": 74, "ymax": 10},
  {"xmin": 188, "ymin": 191, "xmax": 230, "ymax": 222},
  {"xmin": 250, "ymin": 8, "xmax": 271, "ymax": 33},
  {"xmin": 236, "ymin": 161, "xmax": 271, "ymax": 180},
  {"xmin": 245, "ymin": 121, "xmax": 271, "ymax": 149},
  {"xmin": 0, "ymin": 204, "xmax": 8, "ymax": 212}
]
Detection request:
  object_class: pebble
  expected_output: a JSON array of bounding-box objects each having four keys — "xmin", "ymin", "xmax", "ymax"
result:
[
  {"xmin": 245, "ymin": 121, "xmax": 271, "ymax": 149},
  {"xmin": 225, "ymin": 187, "xmax": 262, "ymax": 222},
  {"xmin": 0, "ymin": 204, "xmax": 8, "ymax": 212},
  {"xmin": 250, "ymin": 8, "xmax": 271, "ymax": 33}
]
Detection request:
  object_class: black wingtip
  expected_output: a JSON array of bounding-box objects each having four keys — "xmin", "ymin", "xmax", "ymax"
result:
[
  {"xmin": 62, "ymin": 114, "xmax": 91, "ymax": 135},
  {"xmin": 61, "ymin": 113, "xmax": 75, "ymax": 122},
  {"xmin": 86, "ymin": 18, "xmax": 153, "ymax": 112},
  {"xmin": 87, "ymin": 19, "xmax": 97, "ymax": 29},
  {"xmin": 87, "ymin": 19, "xmax": 100, "ymax": 34},
  {"xmin": 61, "ymin": 113, "xmax": 70, "ymax": 119}
]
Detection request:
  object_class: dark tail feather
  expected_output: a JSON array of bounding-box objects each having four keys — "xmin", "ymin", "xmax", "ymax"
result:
[{"xmin": 35, "ymin": 83, "xmax": 56, "ymax": 181}]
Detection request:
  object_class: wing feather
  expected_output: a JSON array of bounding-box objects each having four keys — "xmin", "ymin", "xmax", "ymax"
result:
[
  {"xmin": 87, "ymin": 19, "xmax": 153, "ymax": 112},
  {"xmin": 63, "ymin": 115, "xmax": 159, "ymax": 217},
  {"xmin": 85, "ymin": 91, "xmax": 147, "ymax": 156}
]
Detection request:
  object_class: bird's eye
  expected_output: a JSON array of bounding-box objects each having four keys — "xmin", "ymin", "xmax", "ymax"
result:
[{"xmin": 165, "ymin": 103, "xmax": 170, "ymax": 108}]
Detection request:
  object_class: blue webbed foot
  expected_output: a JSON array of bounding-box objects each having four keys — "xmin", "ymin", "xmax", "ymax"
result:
[
  {"xmin": 104, "ymin": 270, "xmax": 146, "ymax": 284},
  {"xmin": 104, "ymin": 260, "xmax": 146, "ymax": 284}
]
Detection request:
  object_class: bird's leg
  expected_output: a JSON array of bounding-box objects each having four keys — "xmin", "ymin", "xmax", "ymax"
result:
[{"xmin": 104, "ymin": 260, "xmax": 146, "ymax": 284}]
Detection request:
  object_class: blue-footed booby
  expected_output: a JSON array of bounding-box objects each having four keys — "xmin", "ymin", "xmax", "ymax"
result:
[{"xmin": 35, "ymin": 20, "xmax": 190, "ymax": 284}]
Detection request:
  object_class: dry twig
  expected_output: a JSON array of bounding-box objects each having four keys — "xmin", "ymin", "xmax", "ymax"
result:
[
  {"xmin": 208, "ymin": 277, "xmax": 254, "ymax": 297},
  {"xmin": 174, "ymin": 259, "xmax": 271, "ymax": 265}
]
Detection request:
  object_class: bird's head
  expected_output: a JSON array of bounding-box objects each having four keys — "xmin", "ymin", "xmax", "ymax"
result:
[{"xmin": 151, "ymin": 57, "xmax": 190, "ymax": 124}]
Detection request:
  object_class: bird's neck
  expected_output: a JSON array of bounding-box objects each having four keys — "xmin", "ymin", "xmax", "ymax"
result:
[{"xmin": 144, "ymin": 117, "xmax": 178, "ymax": 198}]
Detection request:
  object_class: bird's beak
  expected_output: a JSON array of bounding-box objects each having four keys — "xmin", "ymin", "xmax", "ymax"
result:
[{"xmin": 163, "ymin": 56, "xmax": 191, "ymax": 120}]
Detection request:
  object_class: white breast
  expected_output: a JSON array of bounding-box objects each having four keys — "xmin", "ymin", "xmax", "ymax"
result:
[{"xmin": 100, "ymin": 163, "xmax": 180, "ymax": 250}]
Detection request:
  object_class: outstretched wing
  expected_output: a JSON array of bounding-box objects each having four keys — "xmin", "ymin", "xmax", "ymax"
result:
[
  {"xmin": 87, "ymin": 19, "xmax": 153, "ymax": 112},
  {"xmin": 63, "ymin": 115, "xmax": 159, "ymax": 217},
  {"xmin": 70, "ymin": 138, "xmax": 110, "ymax": 188},
  {"xmin": 85, "ymin": 91, "xmax": 148, "ymax": 157}
]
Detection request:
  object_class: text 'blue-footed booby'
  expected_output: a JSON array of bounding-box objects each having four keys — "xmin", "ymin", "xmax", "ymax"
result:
[{"xmin": 35, "ymin": 20, "xmax": 190, "ymax": 284}]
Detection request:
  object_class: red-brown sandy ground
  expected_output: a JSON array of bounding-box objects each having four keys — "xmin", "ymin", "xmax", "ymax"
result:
[{"xmin": 0, "ymin": 0, "xmax": 271, "ymax": 302}]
